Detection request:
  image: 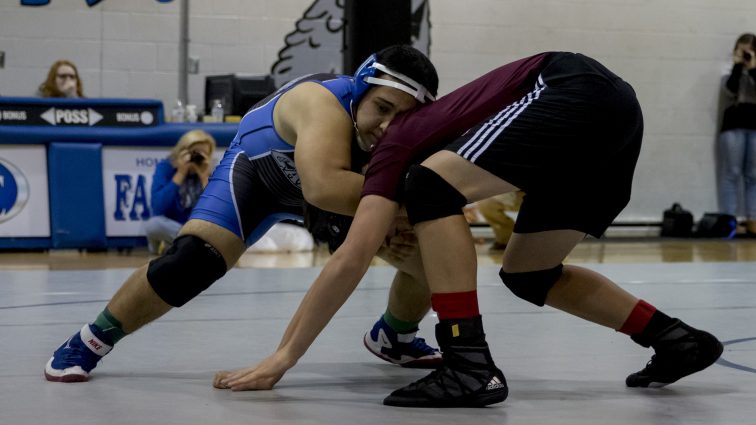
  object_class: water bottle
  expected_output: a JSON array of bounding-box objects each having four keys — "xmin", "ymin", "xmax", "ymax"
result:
[
  {"xmin": 185, "ymin": 104, "xmax": 198, "ymax": 123},
  {"xmin": 211, "ymin": 99, "xmax": 224, "ymax": 123},
  {"xmin": 171, "ymin": 99, "xmax": 185, "ymax": 123}
]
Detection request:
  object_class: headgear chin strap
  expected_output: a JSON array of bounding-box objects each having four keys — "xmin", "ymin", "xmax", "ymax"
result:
[{"xmin": 352, "ymin": 54, "xmax": 436, "ymax": 104}]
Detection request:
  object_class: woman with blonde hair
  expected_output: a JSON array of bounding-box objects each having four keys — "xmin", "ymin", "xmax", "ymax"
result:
[
  {"xmin": 37, "ymin": 60, "xmax": 84, "ymax": 98},
  {"xmin": 144, "ymin": 129, "xmax": 216, "ymax": 254}
]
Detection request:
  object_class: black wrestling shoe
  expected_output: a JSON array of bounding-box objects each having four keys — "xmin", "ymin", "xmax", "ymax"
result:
[
  {"xmin": 626, "ymin": 319, "xmax": 723, "ymax": 388},
  {"xmin": 383, "ymin": 316, "xmax": 508, "ymax": 408}
]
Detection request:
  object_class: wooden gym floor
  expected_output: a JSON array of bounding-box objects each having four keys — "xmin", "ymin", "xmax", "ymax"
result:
[
  {"xmin": 1, "ymin": 236, "xmax": 755, "ymax": 270},
  {"xmin": 1, "ymin": 236, "xmax": 754, "ymax": 424}
]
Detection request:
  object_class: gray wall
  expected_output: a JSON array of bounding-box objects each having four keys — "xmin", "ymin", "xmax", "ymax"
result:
[{"xmin": 1, "ymin": 0, "xmax": 756, "ymax": 222}]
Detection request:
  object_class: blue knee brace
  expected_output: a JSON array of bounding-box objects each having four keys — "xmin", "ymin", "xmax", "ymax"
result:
[{"xmin": 499, "ymin": 264, "xmax": 563, "ymax": 306}]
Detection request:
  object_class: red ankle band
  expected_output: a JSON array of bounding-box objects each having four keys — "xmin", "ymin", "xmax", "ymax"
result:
[
  {"xmin": 431, "ymin": 290, "xmax": 480, "ymax": 320},
  {"xmin": 618, "ymin": 299, "xmax": 657, "ymax": 335}
]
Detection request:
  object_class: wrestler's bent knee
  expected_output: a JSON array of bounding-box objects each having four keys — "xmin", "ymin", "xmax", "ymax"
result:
[
  {"xmin": 405, "ymin": 165, "xmax": 468, "ymax": 225},
  {"xmin": 499, "ymin": 264, "xmax": 563, "ymax": 306},
  {"xmin": 146, "ymin": 234, "xmax": 228, "ymax": 307}
]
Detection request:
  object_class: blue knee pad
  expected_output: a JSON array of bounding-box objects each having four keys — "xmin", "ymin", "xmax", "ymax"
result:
[
  {"xmin": 405, "ymin": 164, "xmax": 468, "ymax": 225},
  {"xmin": 146, "ymin": 235, "xmax": 228, "ymax": 307},
  {"xmin": 499, "ymin": 264, "xmax": 563, "ymax": 307}
]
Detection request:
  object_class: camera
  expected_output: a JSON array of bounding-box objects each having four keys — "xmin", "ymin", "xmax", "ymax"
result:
[
  {"xmin": 744, "ymin": 51, "xmax": 752, "ymax": 61},
  {"xmin": 189, "ymin": 151, "xmax": 205, "ymax": 164}
]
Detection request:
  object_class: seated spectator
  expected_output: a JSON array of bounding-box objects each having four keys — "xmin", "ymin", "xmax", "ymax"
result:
[
  {"xmin": 144, "ymin": 129, "xmax": 215, "ymax": 254},
  {"xmin": 37, "ymin": 60, "xmax": 84, "ymax": 98},
  {"xmin": 476, "ymin": 191, "xmax": 524, "ymax": 251}
]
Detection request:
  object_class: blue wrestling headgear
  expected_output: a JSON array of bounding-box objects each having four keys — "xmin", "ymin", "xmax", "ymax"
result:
[{"xmin": 352, "ymin": 54, "xmax": 436, "ymax": 105}]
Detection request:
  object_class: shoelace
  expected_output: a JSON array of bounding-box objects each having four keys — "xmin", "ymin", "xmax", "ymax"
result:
[
  {"xmin": 406, "ymin": 337, "xmax": 438, "ymax": 354},
  {"xmin": 645, "ymin": 336, "xmax": 702, "ymax": 371},
  {"xmin": 56, "ymin": 341, "xmax": 100, "ymax": 369},
  {"xmin": 408, "ymin": 366, "xmax": 481, "ymax": 397},
  {"xmin": 640, "ymin": 355, "xmax": 658, "ymax": 372},
  {"xmin": 638, "ymin": 346, "xmax": 698, "ymax": 376}
]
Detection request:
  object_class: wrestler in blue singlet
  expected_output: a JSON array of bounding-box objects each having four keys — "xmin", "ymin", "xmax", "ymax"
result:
[{"xmin": 189, "ymin": 74, "xmax": 362, "ymax": 246}]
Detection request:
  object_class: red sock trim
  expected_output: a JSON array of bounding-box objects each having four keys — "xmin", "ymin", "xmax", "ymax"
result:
[
  {"xmin": 431, "ymin": 290, "xmax": 479, "ymax": 320},
  {"xmin": 618, "ymin": 299, "xmax": 657, "ymax": 335}
]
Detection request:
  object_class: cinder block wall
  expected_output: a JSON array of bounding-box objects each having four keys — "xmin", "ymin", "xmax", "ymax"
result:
[{"xmin": 1, "ymin": 0, "xmax": 755, "ymax": 221}]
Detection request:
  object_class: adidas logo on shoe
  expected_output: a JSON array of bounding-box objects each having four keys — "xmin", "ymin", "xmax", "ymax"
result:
[
  {"xmin": 486, "ymin": 375, "xmax": 506, "ymax": 390},
  {"xmin": 384, "ymin": 366, "xmax": 509, "ymax": 407}
]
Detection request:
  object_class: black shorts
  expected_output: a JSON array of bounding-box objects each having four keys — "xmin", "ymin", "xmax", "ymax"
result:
[{"xmin": 445, "ymin": 53, "xmax": 643, "ymax": 238}]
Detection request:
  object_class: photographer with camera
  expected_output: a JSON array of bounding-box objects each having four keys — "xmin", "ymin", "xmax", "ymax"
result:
[
  {"xmin": 718, "ymin": 33, "xmax": 756, "ymax": 236},
  {"xmin": 143, "ymin": 129, "xmax": 216, "ymax": 254}
]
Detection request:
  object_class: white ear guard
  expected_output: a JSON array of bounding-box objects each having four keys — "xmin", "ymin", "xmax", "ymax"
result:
[
  {"xmin": 352, "ymin": 54, "xmax": 435, "ymax": 104},
  {"xmin": 365, "ymin": 63, "xmax": 436, "ymax": 103}
]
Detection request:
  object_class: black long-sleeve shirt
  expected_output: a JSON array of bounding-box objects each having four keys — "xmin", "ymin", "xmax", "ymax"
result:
[{"xmin": 721, "ymin": 63, "xmax": 756, "ymax": 132}]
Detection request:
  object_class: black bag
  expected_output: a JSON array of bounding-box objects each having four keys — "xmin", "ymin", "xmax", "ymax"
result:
[
  {"xmin": 660, "ymin": 203, "xmax": 694, "ymax": 237},
  {"xmin": 302, "ymin": 202, "xmax": 353, "ymax": 253},
  {"xmin": 695, "ymin": 213, "xmax": 737, "ymax": 238}
]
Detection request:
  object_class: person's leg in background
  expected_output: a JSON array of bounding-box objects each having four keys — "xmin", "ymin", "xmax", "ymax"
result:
[
  {"xmin": 743, "ymin": 129, "xmax": 756, "ymax": 234},
  {"xmin": 477, "ymin": 192, "xmax": 523, "ymax": 251},
  {"xmin": 717, "ymin": 129, "xmax": 746, "ymax": 222},
  {"xmin": 143, "ymin": 215, "xmax": 183, "ymax": 254}
]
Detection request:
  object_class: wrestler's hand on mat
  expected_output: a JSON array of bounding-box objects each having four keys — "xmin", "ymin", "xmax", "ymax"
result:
[{"xmin": 213, "ymin": 351, "xmax": 295, "ymax": 391}]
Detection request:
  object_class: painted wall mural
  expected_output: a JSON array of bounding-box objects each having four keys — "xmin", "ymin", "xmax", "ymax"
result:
[{"xmin": 270, "ymin": 0, "xmax": 431, "ymax": 88}]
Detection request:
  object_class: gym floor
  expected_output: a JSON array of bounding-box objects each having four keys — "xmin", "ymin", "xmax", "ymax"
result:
[{"xmin": 1, "ymin": 238, "xmax": 754, "ymax": 424}]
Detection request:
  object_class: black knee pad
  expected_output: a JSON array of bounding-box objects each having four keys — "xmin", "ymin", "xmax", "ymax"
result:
[
  {"xmin": 499, "ymin": 264, "xmax": 563, "ymax": 307},
  {"xmin": 405, "ymin": 164, "xmax": 468, "ymax": 225},
  {"xmin": 146, "ymin": 234, "xmax": 228, "ymax": 307}
]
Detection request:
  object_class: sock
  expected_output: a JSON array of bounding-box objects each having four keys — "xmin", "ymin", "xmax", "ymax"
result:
[
  {"xmin": 92, "ymin": 308, "xmax": 128, "ymax": 345},
  {"xmin": 641, "ymin": 310, "xmax": 676, "ymax": 342},
  {"xmin": 431, "ymin": 290, "xmax": 479, "ymax": 321},
  {"xmin": 617, "ymin": 299, "xmax": 656, "ymax": 335},
  {"xmin": 621, "ymin": 300, "xmax": 676, "ymax": 347},
  {"xmin": 383, "ymin": 309, "xmax": 420, "ymax": 333}
]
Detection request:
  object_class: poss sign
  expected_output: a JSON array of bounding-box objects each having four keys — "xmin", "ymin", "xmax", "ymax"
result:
[{"xmin": 0, "ymin": 101, "xmax": 158, "ymax": 128}]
